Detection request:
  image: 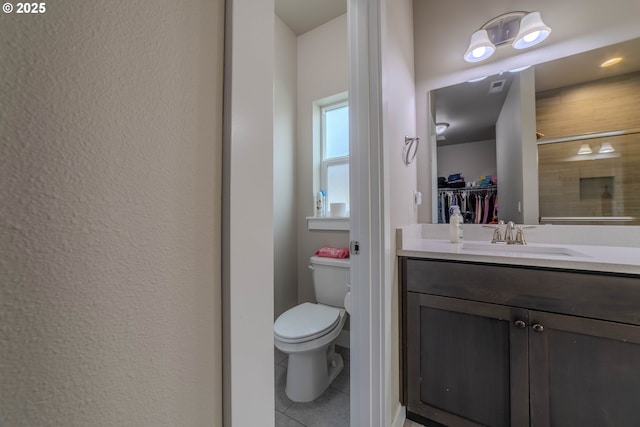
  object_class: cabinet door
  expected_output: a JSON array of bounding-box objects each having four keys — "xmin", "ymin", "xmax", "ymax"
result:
[
  {"xmin": 407, "ymin": 292, "xmax": 529, "ymax": 426},
  {"xmin": 529, "ymin": 311, "xmax": 640, "ymax": 427}
]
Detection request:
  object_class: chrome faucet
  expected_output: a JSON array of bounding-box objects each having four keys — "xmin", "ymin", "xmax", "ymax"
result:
[{"xmin": 484, "ymin": 221, "xmax": 528, "ymax": 245}]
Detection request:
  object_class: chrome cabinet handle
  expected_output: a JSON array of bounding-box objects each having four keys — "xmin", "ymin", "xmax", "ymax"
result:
[
  {"xmin": 532, "ymin": 323, "xmax": 544, "ymax": 333},
  {"xmin": 514, "ymin": 320, "xmax": 526, "ymax": 329}
]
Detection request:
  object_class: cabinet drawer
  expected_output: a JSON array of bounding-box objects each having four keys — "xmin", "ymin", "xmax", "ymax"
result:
[{"xmin": 403, "ymin": 258, "xmax": 640, "ymax": 325}]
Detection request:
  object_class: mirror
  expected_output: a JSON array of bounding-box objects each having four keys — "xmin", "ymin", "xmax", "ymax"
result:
[{"xmin": 431, "ymin": 38, "xmax": 640, "ymax": 225}]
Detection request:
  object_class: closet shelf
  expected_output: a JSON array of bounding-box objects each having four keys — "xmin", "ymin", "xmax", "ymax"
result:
[{"xmin": 438, "ymin": 185, "xmax": 496, "ymax": 192}]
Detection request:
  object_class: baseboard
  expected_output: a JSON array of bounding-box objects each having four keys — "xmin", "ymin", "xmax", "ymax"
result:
[
  {"xmin": 392, "ymin": 405, "xmax": 406, "ymax": 427},
  {"xmin": 335, "ymin": 329, "xmax": 350, "ymax": 348}
]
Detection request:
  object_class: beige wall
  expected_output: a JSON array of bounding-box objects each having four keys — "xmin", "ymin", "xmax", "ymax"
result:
[
  {"xmin": 536, "ymin": 71, "xmax": 640, "ymax": 139},
  {"xmin": 296, "ymin": 15, "xmax": 350, "ymax": 304},
  {"xmin": 496, "ymin": 68, "xmax": 538, "ymax": 224},
  {"xmin": 437, "ymin": 140, "xmax": 497, "ymax": 180},
  {"xmin": 274, "ymin": 15, "xmax": 299, "ymax": 318},
  {"xmin": 0, "ymin": 1, "xmax": 223, "ymax": 426},
  {"xmin": 223, "ymin": 0, "xmax": 275, "ymax": 425},
  {"xmin": 381, "ymin": 0, "xmax": 418, "ymax": 422}
]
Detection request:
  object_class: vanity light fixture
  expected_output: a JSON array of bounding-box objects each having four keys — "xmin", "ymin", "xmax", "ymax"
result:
[
  {"xmin": 435, "ymin": 123, "xmax": 449, "ymax": 135},
  {"xmin": 464, "ymin": 11, "xmax": 551, "ymax": 63},
  {"xmin": 598, "ymin": 142, "xmax": 615, "ymax": 153},
  {"xmin": 577, "ymin": 144, "xmax": 592, "ymax": 155},
  {"xmin": 464, "ymin": 29, "xmax": 496, "ymax": 62},
  {"xmin": 512, "ymin": 12, "xmax": 551, "ymax": 49}
]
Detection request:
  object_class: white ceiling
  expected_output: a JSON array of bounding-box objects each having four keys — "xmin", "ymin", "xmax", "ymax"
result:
[
  {"xmin": 535, "ymin": 38, "xmax": 640, "ymax": 92},
  {"xmin": 275, "ymin": 0, "xmax": 347, "ymax": 36}
]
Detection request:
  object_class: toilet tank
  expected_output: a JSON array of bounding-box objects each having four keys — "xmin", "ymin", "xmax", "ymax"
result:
[{"xmin": 310, "ymin": 256, "xmax": 350, "ymax": 308}]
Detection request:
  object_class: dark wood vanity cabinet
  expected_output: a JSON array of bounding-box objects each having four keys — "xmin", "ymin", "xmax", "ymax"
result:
[
  {"xmin": 401, "ymin": 257, "xmax": 640, "ymax": 427},
  {"xmin": 406, "ymin": 293, "xmax": 528, "ymax": 426}
]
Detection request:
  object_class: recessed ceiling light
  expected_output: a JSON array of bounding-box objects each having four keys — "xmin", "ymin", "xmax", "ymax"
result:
[{"xmin": 601, "ymin": 57, "xmax": 623, "ymax": 68}]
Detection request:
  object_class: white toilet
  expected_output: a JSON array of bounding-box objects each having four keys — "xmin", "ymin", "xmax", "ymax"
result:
[{"xmin": 274, "ymin": 256, "xmax": 350, "ymax": 402}]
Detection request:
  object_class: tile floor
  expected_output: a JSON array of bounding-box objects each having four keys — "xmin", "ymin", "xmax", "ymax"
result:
[
  {"xmin": 275, "ymin": 346, "xmax": 426, "ymax": 427},
  {"xmin": 275, "ymin": 345, "xmax": 350, "ymax": 427}
]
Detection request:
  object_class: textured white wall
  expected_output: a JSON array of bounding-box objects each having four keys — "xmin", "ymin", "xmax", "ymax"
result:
[
  {"xmin": 0, "ymin": 2, "xmax": 223, "ymax": 426},
  {"xmin": 296, "ymin": 15, "xmax": 350, "ymax": 304}
]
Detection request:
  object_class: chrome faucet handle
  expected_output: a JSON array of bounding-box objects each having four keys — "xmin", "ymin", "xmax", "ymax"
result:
[
  {"xmin": 513, "ymin": 225, "xmax": 536, "ymax": 245},
  {"xmin": 482, "ymin": 224, "xmax": 503, "ymax": 243},
  {"xmin": 514, "ymin": 226, "xmax": 526, "ymax": 245},
  {"xmin": 492, "ymin": 227, "xmax": 503, "ymax": 243}
]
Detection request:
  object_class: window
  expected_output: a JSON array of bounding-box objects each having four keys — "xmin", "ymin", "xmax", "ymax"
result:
[{"xmin": 321, "ymin": 101, "xmax": 349, "ymax": 215}]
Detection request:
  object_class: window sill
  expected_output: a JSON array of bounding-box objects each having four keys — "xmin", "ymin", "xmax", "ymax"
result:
[{"xmin": 307, "ymin": 216, "xmax": 350, "ymax": 231}]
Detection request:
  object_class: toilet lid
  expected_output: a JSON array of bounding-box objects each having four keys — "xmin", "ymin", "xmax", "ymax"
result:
[{"xmin": 274, "ymin": 303, "xmax": 341, "ymax": 342}]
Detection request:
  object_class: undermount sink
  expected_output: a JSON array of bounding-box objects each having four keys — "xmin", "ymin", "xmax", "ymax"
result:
[{"xmin": 460, "ymin": 241, "xmax": 589, "ymax": 258}]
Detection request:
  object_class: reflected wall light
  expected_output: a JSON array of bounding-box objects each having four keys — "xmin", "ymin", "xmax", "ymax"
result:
[
  {"xmin": 435, "ymin": 123, "xmax": 450, "ymax": 135},
  {"xmin": 601, "ymin": 57, "xmax": 623, "ymax": 68},
  {"xmin": 598, "ymin": 142, "xmax": 615, "ymax": 153},
  {"xmin": 464, "ymin": 11, "xmax": 551, "ymax": 63},
  {"xmin": 577, "ymin": 144, "xmax": 592, "ymax": 155},
  {"xmin": 467, "ymin": 76, "xmax": 488, "ymax": 82},
  {"xmin": 509, "ymin": 65, "xmax": 532, "ymax": 73}
]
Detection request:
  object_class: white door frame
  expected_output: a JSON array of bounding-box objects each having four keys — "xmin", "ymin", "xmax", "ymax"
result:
[
  {"xmin": 349, "ymin": 0, "xmax": 386, "ymax": 425},
  {"xmin": 224, "ymin": 0, "xmax": 387, "ymax": 424}
]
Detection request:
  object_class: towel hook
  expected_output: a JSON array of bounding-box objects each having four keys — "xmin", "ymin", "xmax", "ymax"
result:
[{"xmin": 403, "ymin": 136, "xmax": 420, "ymax": 165}]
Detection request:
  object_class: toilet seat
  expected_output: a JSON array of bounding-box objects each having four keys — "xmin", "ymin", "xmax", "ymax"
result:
[{"xmin": 274, "ymin": 303, "xmax": 341, "ymax": 344}]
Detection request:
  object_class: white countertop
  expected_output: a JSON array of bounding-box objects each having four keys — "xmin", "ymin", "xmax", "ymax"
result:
[{"xmin": 397, "ymin": 225, "xmax": 640, "ymax": 275}]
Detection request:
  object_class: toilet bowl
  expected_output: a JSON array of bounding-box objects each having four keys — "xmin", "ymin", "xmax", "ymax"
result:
[{"xmin": 274, "ymin": 256, "xmax": 350, "ymax": 402}]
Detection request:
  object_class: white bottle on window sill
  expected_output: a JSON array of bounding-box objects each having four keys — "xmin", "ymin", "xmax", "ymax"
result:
[{"xmin": 316, "ymin": 191, "xmax": 326, "ymax": 217}]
